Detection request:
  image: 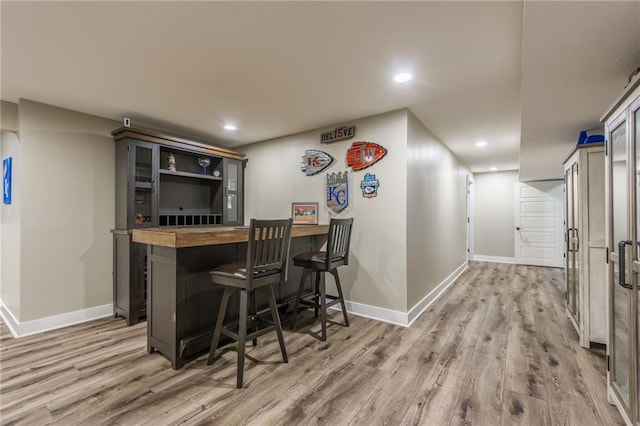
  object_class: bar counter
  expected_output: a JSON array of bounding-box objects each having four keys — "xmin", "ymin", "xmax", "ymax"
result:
[
  {"xmin": 132, "ymin": 224, "xmax": 329, "ymax": 248},
  {"xmin": 131, "ymin": 224, "xmax": 328, "ymax": 369}
]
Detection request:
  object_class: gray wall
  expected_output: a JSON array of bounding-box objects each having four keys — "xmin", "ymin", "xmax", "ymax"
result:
[
  {"xmin": 473, "ymin": 170, "xmax": 519, "ymax": 258},
  {"xmin": 406, "ymin": 112, "xmax": 470, "ymax": 309},
  {"xmin": 242, "ymin": 109, "xmax": 409, "ymax": 312},
  {"xmin": 5, "ymin": 99, "xmax": 118, "ymax": 322},
  {"xmin": 1, "ymin": 130, "xmax": 21, "ymax": 318},
  {"xmin": 1, "ymin": 101, "xmax": 19, "ymax": 131}
]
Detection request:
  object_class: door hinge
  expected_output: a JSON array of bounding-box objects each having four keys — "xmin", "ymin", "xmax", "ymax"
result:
[
  {"xmin": 605, "ymin": 139, "xmax": 608, "ymax": 157},
  {"xmin": 606, "ymin": 247, "xmax": 609, "ymax": 263},
  {"xmin": 467, "ymin": 217, "xmax": 470, "ymax": 223},
  {"xmin": 606, "ymin": 355, "xmax": 610, "ymax": 372}
]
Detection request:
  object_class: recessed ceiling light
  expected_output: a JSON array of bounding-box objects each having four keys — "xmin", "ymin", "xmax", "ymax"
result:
[
  {"xmin": 490, "ymin": 167, "xmax": 498, "ymax": 171},
  {"xmin": 476, "ymin": 141, "xmax": 488, "ymax": 147},
  {"xmin": 223, "ymin": 124, "xmax": 236, "ymax": 131},
  {"xmin": 393, "ymin": 73, "xmax": 412, "ymax": 83}
]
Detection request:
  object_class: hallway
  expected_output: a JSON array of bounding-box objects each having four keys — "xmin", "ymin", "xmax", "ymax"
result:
[{"xmin": 0, "ymin": 262, "xmax": 624, "ymax": 425}]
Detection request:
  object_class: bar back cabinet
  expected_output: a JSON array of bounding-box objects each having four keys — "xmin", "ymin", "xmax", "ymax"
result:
[
  {"xmin": 563, "ymin": 143, "xmax": 606, "ymax": 348},
  {"xmin": 112, "ymin": 126, "xmax": 245, "ymax": 325}
]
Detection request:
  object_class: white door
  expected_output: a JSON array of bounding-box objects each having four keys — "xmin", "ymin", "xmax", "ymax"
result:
[{"xmin": 514, "ymin": 181, "xmax": 565, "ymax": 268}]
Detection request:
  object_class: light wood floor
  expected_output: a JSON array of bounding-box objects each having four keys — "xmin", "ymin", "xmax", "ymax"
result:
[{"xmin": 0, "ymin": 262, "xmax": 625, "ymax": 425}]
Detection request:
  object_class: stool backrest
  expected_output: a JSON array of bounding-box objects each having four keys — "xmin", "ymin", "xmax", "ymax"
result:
[
  {"xmin": 325, "ymin": 218, "xmax": 354, "ymax": 269},
  {"xmin": 246, "ymin": 218, "xmax": 293, "ymax": 285}
]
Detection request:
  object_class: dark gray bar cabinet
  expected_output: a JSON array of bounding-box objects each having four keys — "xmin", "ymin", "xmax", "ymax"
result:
[{"xmin": 111, "ymin": 126, "xmax": 245, "ymax": 325}]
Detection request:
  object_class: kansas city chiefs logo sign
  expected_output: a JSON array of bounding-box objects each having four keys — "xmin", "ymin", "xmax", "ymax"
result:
[
  {"xmin": 300, "ymin": 149, "xmax": 334, "ymax": 176},
  {"xmin": 346, "ymin": 142, "xmax": 387, "ymax": 171}
]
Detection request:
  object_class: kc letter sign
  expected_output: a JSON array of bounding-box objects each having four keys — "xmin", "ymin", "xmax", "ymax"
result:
[{"xmin": 326, "ymin": 171, "xmax": 349, "ymax": 214}]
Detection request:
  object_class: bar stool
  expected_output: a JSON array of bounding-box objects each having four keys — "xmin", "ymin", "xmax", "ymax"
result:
[
  {"xmin": 207, "ymin": 218, "xmax": 293, "ymax": 388},
  {"xmin": 291, "ymin": 218, "xmax": 353, "ymax": 341}
]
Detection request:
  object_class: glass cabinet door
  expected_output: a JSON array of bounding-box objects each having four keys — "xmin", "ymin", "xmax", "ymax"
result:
[
  {"xmin": 223, "ymin": 158, "xmax": 243, "ymax": 226},
  {"xmin": 129, "ymin": 141, "xmax": 158, "ymax": 228},
  {"xmin": 634, "ymin": 104, "xmax": 640, "ymax": 426},
  {"xmin": 609, "ymin": 116, "xmax": 632, "ymax": 415},
  {"xmin": 571, "ymin": 163, "xmax": 580, "ymax": 321},
  {"xmin": 566, "ymin": 167, "xmax": 577, "ymax": 318}
]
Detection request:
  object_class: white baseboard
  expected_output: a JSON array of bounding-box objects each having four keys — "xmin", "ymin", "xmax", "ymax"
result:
[
  {"xmin": 330, "ymin": 261, "xmax": 468, "ymax": 328},
  {"xmin": 0, "ymin": 301, "xmax": 113, "ymax": 338},
  {"xmin": 336, "ymin": 299, "xmax": 409, "ymax": 327},
  {"xmin": 472, "ymin": 255, "xmax": 516, "ymax": 264},
  {"xmin": 407, "ymin": 261, "xmax": 468, "ymax": 326}
]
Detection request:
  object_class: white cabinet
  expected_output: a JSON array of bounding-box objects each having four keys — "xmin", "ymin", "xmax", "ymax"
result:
[
  {"xmin": 602, "ymin": 72, "xmax": 640, "ymax": 426},
  {"xmin": 563, "ymin": 143, "xmax": 607, "ymax": 347}
]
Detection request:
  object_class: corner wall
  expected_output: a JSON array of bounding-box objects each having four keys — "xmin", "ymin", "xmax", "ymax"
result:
[
  {"xmin": 16, "ymin": 99, "xmax": 118, "ymax": 322},
  {"xmin": 473, "ymin": 170, "xmax": 519, "ymax": 260},
  {"xmin": 406, "ymin": 112, "xmax": 470, "ymax": 313},
  {"xmin": 1, "ymin": 130, "xmax": 21, "ymax": 319},
  {"xmin": 242, "ymin": 109, "xmax": 409, "ymax": 315}
]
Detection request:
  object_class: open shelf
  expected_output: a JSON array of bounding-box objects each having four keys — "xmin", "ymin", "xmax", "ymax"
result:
[
  {"xmin": 159, "ymin": 214, "xmax": 222, "ymax": 227},
  {"xmin": 159, "ymin": 169, "xmax": 222, "ymax": 181}
]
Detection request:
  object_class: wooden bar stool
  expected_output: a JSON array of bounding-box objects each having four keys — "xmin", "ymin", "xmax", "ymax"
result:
[
  {"xmin": 207, "ymin": 218, "xmax": 292, "ymax": 388},
  {"xmin": 291, "ymin": 218, "xmax": 353, "ymax": 341}
]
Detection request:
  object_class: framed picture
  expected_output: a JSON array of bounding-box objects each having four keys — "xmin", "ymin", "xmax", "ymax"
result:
[{"xmin": 292, "ymin": 202, "xmax": 319, "ymax": 225}]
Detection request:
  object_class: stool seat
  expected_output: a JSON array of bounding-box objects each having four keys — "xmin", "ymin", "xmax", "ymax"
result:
[
  {"xmin": 207, "ymin": 218, "xmax": 292, "ymax": 389},
  {"xmin": 291, "ymin": 218, "xmax": 353, "ymax": 341},
  {"xmin": 293, "ymin": 251, "xmax": 346, "ymax": 268},
  {"xmin": 211, "ymin": 263, "xmax": 282, "ymax": 281}
]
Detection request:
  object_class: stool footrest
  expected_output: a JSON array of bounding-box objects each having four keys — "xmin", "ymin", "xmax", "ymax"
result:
[
  {"xmin": 299, "ymin": 294, "xmax": 341, "ymax": 309},
  {"xmin": 219, "ymin": 325, "xmax": 278, "ymax": 342},
  {"xmin": 221, "ymin": 316, "xmax": 278, "ymax": 341}
]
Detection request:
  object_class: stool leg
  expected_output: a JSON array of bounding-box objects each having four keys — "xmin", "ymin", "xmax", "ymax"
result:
[
  {"xmin": 250, "ymin": 290, "xmax": 258, "ymax": 347},
  {"xmin": 314, "ymin": 272, "xmax": 321, "ymax": 318},
  {"xmin": 291, "ymin": 269, "xmax": 311, "ymax": 330},
  {"xmin": 331, "ymin": 269, "xmax": 350, "ymax": 327},
  {"xmin": 267, "ymin": 284, "xmax": 288, "ymax": 363},
  {"xmin": 237, "ymin": 289, "xmax": 248, "ymax": 389},
  {"xmin": 207, "ymin": 288, "xmax": 232, "ymax": 365},
  {"xmin": 320, "ymin": 274, "xmax": 327, "ymax": 341}
]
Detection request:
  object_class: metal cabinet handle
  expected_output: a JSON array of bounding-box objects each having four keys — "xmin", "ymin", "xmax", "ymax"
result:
[
  {"xmin": 618, "ymin": 240, "xmax": 633, "ymax": 290},
  {"xmin": 566, "ymin": 228, "xmax": 577, "ymax": 252}
]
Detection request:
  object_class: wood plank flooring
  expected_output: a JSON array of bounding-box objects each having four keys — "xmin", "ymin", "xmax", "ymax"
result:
[{"xmin": 0, "ymin": 262, "xmax": 624, "ymax": 425}]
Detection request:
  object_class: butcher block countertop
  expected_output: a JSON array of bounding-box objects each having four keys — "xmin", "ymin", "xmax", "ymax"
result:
[{"xmin": 129, "ymin": 224, "xmax": 329, "ymax": 248}]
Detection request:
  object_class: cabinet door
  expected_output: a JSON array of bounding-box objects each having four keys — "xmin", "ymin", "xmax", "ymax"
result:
[
  {"xmin": 566, "ymin": 168, "xmax": 576, "ymax": 315},
  {"xmin": 572, "ymin": 162, "xmax": 580, "ymax": 322},
  {"xmin": 608, "ymin": 111, "xmax": 633, "ymax": 419},
  {"xmin": 633, "ymin": 101, "xmax": 640, "ymax": 426},
  {"xmin": 128, "ymin": 141, "xmax": 158, "ymax": 228},
  {"xmin": 223, "ymin": 158, "xmax": 243, "ymax": 226}
]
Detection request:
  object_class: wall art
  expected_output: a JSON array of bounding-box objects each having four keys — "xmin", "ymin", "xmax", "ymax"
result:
[
  {"xmin": 360, "ymin": 173, "xmax": 380, "ymax": 198},
  {"xmin": 326, "ymin": 171, "xmax": 349, "ymax": 214},
  {"xmin": 346, "ymin": 141, "xmax": 387, "ymax": 171},
  {"xmin": 320, "ymin": 125, "xmax": 355, "ymax": 144},
  {"xmin": 3, "ymin": 157, "xmax": 12, "ymax": 205},
  {"xmin": 292, "ymin": 202, "xmax": 319, "ymax": 225},
  {"xmin": 300, "ymin": 149, "xmax": 334, "ymax": 176}
]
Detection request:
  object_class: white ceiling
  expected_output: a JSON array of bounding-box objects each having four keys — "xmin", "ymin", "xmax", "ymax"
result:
[{"xmin": 2, "ymin": 1, "xmax": 639, "ymax": 178}]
